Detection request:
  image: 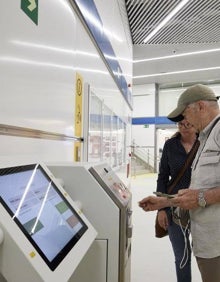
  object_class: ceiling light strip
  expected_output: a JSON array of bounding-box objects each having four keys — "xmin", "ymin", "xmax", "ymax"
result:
[
  {"xmin": 131, "ymin": 0, "xmax": 157, "ymax": 39},
  {"xmin": 134, "ymin": 0, "xmax": 175, "ymax": 43},
  {"xmin": 158, "ymin": 0, "xmax": 198, "ymax": 43},
  {"xmin": 143, "ymin": 0, "xmax": 190, "ymax": 43},
  {"xmin": 126, "ymin": 0, "xmax": 220, "ymax": 44},
  {"xmin": 134, "ymin": 66, "xmax": 220, "ymax": 79},
  {"xmin": 151, "ymin": 21, "xmax": 180, "ymax": 44},
  {"xmin": 154, "ymin": 10, "xmax": 215, "ymax": 43},
  {"xmin": 133, "ymin": 48, "xmax": 220, "ymax": 63},
  {"xmin": 144, "ymin": 0, "xmax": 184, "ymax": 44},
  {"xmin": 131, "ymin": 3, "xmax": 156, "ymax": 39},
  {"xmin": 131, "ymin": 0, "xmax": 166, "ymax": 42},
  {"xmin": 137, "ymin": 0, "xmax": 176, "ymax": 43},
  {"xmin": 137, "ymin": 0, "xmax": 173, "ymax": 40},
  {"xmin": 144, "ymin": 0, "xmax": 219, "ymax": 44},
  {"xmin": 149, "ymin": 0, "xmax": 196, "ymax": 44}
]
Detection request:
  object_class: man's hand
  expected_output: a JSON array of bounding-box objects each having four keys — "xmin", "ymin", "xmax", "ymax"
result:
[
  {"xmin": 171, "ymin": 189, "xmax": 199, "ymax": 209},
  {"xmin": 139, "ymin": 196, "xmax": 168, "ymax": 211}
]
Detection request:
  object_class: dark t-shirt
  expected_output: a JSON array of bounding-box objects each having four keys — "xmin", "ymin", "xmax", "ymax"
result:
[{"xmin": 157, "ymin": 134, "xmax": 192, "ymax": 195}]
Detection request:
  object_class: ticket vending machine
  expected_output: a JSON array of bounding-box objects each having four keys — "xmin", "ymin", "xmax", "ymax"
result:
[
  {"xmin": 48, "ymin": 162, "xmax": 132, "ymax": 282},
  {"xmin": 0, "ymin": 163, "xmax": 97, "ymax": 282}
]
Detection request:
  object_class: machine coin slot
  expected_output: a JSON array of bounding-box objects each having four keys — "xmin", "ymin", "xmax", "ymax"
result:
[{"xmin": 104, "ymin": 168, "xmax": 108, "ymax": 173}]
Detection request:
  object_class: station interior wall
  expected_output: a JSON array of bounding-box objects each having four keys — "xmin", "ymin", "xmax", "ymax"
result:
[{"xmin": 0, "ymin": 0, "xmax": 133, "ymax": 177}]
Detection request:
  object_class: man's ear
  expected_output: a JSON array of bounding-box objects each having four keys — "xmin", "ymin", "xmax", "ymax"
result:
[{"xmin": 197, "ymin": 101, "xmax": 206, "ymax": 112}]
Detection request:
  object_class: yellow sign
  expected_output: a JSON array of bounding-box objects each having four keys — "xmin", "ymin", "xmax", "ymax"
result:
[{"xmin": 74, "ymin": 73, "xmax": 83, "ymax": 161}]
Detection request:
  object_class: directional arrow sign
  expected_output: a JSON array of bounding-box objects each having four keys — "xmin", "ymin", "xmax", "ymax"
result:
[
  {"xmin": 28, "ymin": 0, "xmax": 37, "ymax": 11},
  {"xmin": 21, "ymin": 0, "xmax": 38, "ymax": 25}
]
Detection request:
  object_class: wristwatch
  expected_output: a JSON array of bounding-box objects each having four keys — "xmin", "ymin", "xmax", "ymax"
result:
[{"xmin": 198, "ymin": 190, "xmax": 207, "ymax": 208}]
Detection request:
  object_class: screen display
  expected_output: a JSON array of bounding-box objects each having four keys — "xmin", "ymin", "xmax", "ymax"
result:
[
  {"xmin": 0, "ymin": 164, "xmax": 88, "ymax": 271},
  {"xmin": 89, "ymin": 165, "xmax": 131, "ymax": 205}
]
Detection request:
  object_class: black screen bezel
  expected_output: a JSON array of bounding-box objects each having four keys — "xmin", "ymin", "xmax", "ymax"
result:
[{"xmin": 0, "ymin": 164, "xmax": 88, "ymax": 271}]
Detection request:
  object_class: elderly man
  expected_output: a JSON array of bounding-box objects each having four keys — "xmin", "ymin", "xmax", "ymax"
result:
[{"xmin": 139, "ymin": 84, "xmax": 220, "ymax": 282}]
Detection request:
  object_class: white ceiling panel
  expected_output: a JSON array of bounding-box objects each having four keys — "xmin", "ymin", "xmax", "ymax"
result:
[{"xmin": 122, "ymin": 0, "xmax": 220, "ymax": 86}]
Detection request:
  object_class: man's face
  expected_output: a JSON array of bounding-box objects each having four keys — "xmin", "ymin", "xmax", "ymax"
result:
[{"xmin": 182, "ymin": 102, "xmax": 199, "ymax": 130}]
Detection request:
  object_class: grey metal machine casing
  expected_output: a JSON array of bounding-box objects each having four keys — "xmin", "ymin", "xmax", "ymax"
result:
[{"xmin": 48, "ymin": 162, "xmax": 132, "ymax": 282}]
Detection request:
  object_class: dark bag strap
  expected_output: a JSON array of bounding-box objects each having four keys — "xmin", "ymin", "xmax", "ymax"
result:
[{"xmin": 167, "ymin": 139, "xmax": 200, "ymax": 194}]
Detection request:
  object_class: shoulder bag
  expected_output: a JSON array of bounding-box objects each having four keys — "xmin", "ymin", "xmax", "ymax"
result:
[{"xmin": 155, "ymin": 139, "xmax": 200, "ymax": 238}]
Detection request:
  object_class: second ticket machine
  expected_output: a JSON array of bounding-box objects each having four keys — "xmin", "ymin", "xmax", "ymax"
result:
[
  {"xmin": 0, "ymin": 162, "xmax": 97, "ymax": 282},
  {"xmin": 48, "ymin": 162, "xmax": 132, "ymax": 282}
]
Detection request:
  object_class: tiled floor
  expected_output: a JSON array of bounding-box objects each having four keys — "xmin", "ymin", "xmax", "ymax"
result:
[{"xmin": 130, "ymin": 174, "xmax": 202, "ymax": 282}]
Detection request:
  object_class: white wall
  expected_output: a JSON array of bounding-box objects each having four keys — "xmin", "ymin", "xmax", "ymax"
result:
[
  {"xmin": 0, "ymin": 0, "xmax": 132, "ymax": 164},
  {"xmin": 131, "ymin": 84, "xmax": 156, "ymax": 169},
  {"xmin": 159, "ymin": 84, "xmax": 220, "ymax": 116},
  {"xmin": 132, "ymin": 84, "xmax": 156, "ymax": 147}
]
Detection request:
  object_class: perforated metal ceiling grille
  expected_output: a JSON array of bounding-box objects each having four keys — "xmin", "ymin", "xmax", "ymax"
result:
[{"xmin": 125, "ymin": 0, "xmax": 220, "ymax": 44}]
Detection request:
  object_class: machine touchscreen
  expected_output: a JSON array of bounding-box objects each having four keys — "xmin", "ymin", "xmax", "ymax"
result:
[
  {"xmin": 0, "ymin": 163, "xmax": 88, "ymax": 271},
  {"xmin": 89, "ymin": 164, "xmax": 131, "ymax": 205}
]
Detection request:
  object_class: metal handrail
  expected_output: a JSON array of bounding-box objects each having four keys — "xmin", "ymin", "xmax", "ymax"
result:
[
  {"xmin": 131, "ymin": 145, "xmax": 154, "ymax": 167},
  {"xmin": 0, "ymin": 124, "xmax": 83, "ymax": 142}
]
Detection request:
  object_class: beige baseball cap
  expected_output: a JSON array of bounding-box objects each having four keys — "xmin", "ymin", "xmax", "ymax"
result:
[{"xmin": 167, "ymin": 84, "xmax": 218, "ymax": 122}]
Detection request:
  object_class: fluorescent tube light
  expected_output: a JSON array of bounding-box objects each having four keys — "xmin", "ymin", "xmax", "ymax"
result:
[
  {"xmin": 143, "ymin": 0, "xmax": 190, "ymax": 43},
  {"xmin": 134, "ymin": 66, "xmax": 220, "ymax": 79},
  {"xmin": 134, "ymin": 48, "xmax": 220, "ymax": 63}
]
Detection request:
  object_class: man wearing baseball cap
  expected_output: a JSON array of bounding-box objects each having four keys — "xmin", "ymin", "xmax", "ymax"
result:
[
  {"xmin": 167, "ymin": 84, "xmax": 219, "ymax": 122},
  {"xmin": 139, "ymin": 84, "xmax": 220, "ymax": 282}
]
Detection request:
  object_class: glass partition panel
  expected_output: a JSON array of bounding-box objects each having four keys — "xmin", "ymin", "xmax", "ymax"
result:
[
  {"xmin": 88, "ymin": 93, "xmax": 102, "ymax": 162},
  {"xmin": 118, "ymin": 118, "xmax": 126, "ymax": 166},
  {"xmin": 103, "ymin": 106, "xmax": 112, "ymax": 164},
  {"xmin": 111, "ymin": 115, "xmax": 118, "ymax": 167}
]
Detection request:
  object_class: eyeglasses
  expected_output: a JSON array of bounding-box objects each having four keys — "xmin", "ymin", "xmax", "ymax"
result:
[{"xmin": 177, "ymin": 122, "xmax": 193, "ymax": 129}]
